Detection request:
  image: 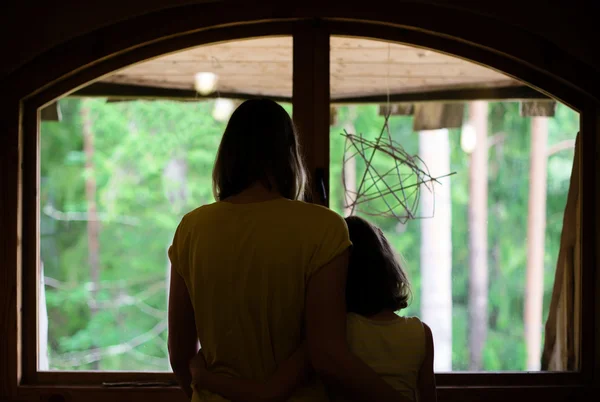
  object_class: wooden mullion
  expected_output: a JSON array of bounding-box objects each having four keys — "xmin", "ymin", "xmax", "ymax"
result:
[
  {"xmin": 21, "ymin": 102, "xmax": 40, "ymax": 385},
  {"xmin": 292, "ymin": 20, "xmax": 330, "ymax": 206}
]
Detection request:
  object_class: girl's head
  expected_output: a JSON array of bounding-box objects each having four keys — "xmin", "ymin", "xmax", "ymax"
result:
[
  {"xmin": 212, "ymin": 99, "xmax": 307, "ymax": 201},
  {"xmin": 344, "ymin": 216, "xmax": 411, "ymax": 317}
]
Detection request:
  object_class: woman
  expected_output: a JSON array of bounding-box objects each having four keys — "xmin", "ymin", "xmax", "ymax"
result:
[{"xmin": 167, "ymin": 99, "xmax": 408, "ymax": 402}]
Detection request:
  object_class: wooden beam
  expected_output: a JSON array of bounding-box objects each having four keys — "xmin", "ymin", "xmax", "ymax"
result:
[
  {"xmin": 335, "ymin": 85, "xmax": 549, "ymax": 104},
  {"xmin": 413, "ymin": 102, "xmax": 465, "ymax": 131},
  {"xmin": 378, "ymin": 104, "xmax": 414, "ymax": 116},
  {"xmin": 520, "ymin": 101, "xmax": 557, "ymax": 117},
  {"xmin": 72, "ymin": 82, "xmax": 291, "ymax": 103},
  {"xmin": 330, "ymin": 106, "xmax": 338, "ymax": 126},
  {"xmin": 72, "ymin": 83, "xmax": 549, "ymax": 105}
]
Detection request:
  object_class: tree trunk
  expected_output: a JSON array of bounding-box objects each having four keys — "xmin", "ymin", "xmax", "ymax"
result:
[
  {"xmin": 342, "ymin": 106, "xmax": 358, "ymax": 217},
  {"xmin": 468, "ymin": 101, "xmax": 489, "ymax": 370},
  {"xmin": 525, "ymin": 116, "xmax": 549, "ymax": 370},
  {"xmin": 39, "ymin": 261, "xmax": 49, "ymax": 370},
  {"xmin": 419, "ymin": 128, "xmax": 453, "ymax": 371},
  {"xmin": 81, "ymin": 102, "xmax": 101, "ymax": 370}
]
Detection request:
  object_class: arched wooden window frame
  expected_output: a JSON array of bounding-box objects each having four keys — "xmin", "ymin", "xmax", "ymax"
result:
[{"xmin": 1, "ymin": 3, "xmax": 598, "ymax": 402}]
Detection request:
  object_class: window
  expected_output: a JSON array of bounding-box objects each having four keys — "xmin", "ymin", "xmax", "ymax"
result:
[
  {"xmin": 7, "ymin": 18, "xmax": 593, "ymax": 402},
  {"xmin": 328, "ymin": 37, "xmax": 579, "ymax": 372},
  {"xmin": 38, "ymin": 37, "xmax": 293, "ymax": 372}
]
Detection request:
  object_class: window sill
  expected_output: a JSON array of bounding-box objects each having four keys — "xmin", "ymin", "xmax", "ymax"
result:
[{"xmin": 14, "ymin": 383, "xmax": 590, "ymax": 402}]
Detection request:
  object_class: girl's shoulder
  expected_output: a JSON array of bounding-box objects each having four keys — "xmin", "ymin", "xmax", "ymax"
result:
[{"xmin": 346, "ymin": 312, "xmax": 423, "ymax": 328}]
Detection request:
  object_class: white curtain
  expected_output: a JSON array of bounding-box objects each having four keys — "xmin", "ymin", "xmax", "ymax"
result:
[{"xmin": 541, "ymin": 132, "xmax": 581, "ymax": 371}]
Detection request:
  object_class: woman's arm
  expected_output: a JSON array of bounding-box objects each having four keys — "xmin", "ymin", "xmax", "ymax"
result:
[
  {"xmin": 190, "ymin": 344, "xmax": 311, "ymax": 402},
  {"xmin": 168, "ymin": 268, "xmax": 199, "ymax": 399},
  {"xmin": 305, "ymin": 250, "xmax": 412, "ymax": 402},
  {"xmin": 417, "ymin": 323, "xmax": 437, "ymax": 402}
]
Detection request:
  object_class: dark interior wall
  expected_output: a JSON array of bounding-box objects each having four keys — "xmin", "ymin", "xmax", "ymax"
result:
[
  {"xmin": 1, "ymin": 0, "xmax": 599, "ymax": 83},
  {"xmin": 0, "ymin": 0, "xmax": 598, "ymax": 395}
]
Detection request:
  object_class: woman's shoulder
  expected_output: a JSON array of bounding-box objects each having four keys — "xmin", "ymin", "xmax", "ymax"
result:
[
  {"xmin": 176, "ymin": 202, "xmax": 220, "ymax": 227},
  {"xmin": 287, "ymin": 200, "xmax": 347, "ymax": 225}
]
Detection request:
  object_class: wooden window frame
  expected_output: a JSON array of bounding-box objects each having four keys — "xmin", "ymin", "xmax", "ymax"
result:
[{"xmin": 1, "ymin": 7, "xmax": 598, "ymax": 402}]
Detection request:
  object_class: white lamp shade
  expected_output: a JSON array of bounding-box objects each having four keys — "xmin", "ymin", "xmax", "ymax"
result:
[
  {"xmin": 212, "ymin": 98, "xmax": 235, "ymax": 122},
  {"xmin": 194, "ymin": 72, "xmax": 218, "ymax": 95},
  {"xmin": 460, "ymin": 124, "xmax": 477, "ymax": 154}
]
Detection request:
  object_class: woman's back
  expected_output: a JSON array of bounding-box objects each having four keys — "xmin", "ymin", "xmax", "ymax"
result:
[{"xmin": 169, "ymin": 197, "xmax": 351, "ymax": 401}]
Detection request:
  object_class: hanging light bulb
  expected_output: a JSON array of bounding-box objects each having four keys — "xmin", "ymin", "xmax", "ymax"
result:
[
  {"xmin": 460, "ymin": 123, "xmax": 477, "ymax": 154},
  {"xmin": 194, "ymin": 72, "xmax": 218, "ymax": 95},
  {"xmin": 212, "ymin": 98, "xmax": 235, "ymax": 122}
]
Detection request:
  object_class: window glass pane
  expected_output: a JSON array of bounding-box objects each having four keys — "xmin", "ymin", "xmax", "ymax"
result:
[
  {"xmin": 39, "ymin": 37, "xmax": 293, "ymax": 371},
  {"xmin": 329, "ymin": 36, "xmax": 579, "ymax": 372}
]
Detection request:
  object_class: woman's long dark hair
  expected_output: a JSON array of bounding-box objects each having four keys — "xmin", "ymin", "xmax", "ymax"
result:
[
  {"xmin": 344, "ymin": 216, "xmax": 412, "ymax": 317},
  {"xmin": 212, "ymin": 99, "xmax": 307, "ymax": 201}
]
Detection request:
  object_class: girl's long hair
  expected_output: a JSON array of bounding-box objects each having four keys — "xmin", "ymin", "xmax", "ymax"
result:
[{"xmin": 344, "ymin": 216, "xmax": 412, "ymax": 316}]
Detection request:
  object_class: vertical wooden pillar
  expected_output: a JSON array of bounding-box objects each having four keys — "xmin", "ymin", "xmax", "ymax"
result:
[
  {"xmin": 468, "ymin": 101, "xmax": 489, "ymax": 371},
  {"xmin": 525, "ymin": 116, "xmax": 549, "ymax": 371},
  {"xmin": 293, "ymin": 20, "xmax": 330, "ymax": 206}
]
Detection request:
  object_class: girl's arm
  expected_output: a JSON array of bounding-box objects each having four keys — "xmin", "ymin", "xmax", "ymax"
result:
[
  {"xmin": 305, "ymin": 250, "xmax": 412, "ymax": 402},
  {"xmin": 417, "ymin": 323, "xmax": 437, "ymax": 402},
  {"xmin": 191, "ymin": 343, "xmax": 311, "ymax": 402}
]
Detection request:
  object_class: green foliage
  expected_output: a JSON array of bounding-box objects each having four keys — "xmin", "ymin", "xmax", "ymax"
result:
[
  {"xmin": 329, "ymin": 103, "xmax": 577, "ymax": 371},
  {"xmin": 41, "ymin": 98, "xmax": 577, "ymax": 372}
]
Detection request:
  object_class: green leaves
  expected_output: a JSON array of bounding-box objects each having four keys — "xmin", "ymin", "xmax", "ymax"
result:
[{"xmin": 41, "ymin": 98, "xmax": 577, "ymax": 371}]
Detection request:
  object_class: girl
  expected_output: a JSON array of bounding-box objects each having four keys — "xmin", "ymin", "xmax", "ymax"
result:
[{"xmin": 189, "ymin": 215, "xmax": 436, "ymax": 402}]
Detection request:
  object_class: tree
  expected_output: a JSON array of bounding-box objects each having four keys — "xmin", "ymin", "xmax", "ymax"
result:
[
  {"xmin": 419, "ymin": 128, "xmax": 453, "ymax": 371},
  {"xmin": 342, "ymin": 106, "xmax": 358, "ymax": 217},
  {"xmin": 81, "ymin": 100, "xmax": 101, "ymax": 370},
  {"xmin": 467, "ymin": 101, "xmax": 489, "ymax": 370},
  {"xmin": 38, "ymin": 99, "xmax": 578, "ymax": 371},
  {"xmin": 524, "ymin": 116, "xmax": 549, "ymax": 370}
]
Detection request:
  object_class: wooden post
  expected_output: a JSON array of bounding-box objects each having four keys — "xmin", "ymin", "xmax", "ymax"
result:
[
  {"xmin": 468, "ymin": 101, "xmax": 489, "ymax": 370},
  {"xmin": 525, "ymin": 116, "xmax": 549, "ymax": 371},
  {"xmin": 419, "ymin": 128, "xmax": 453, "ymax": 371},
  {"xmin": 292, "ymin": 21, "xmax": 330, "ymax": 205}
]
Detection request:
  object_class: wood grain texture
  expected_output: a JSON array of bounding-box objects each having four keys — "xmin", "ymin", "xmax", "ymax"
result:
[{"xmin": 98, "ymin": 35, "xmax": 513, "ymax": 99}]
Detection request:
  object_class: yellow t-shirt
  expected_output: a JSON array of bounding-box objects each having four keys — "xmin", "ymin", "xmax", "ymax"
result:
[
  {"xmin": 338, "ymin": 313, "xmax": 426, "ymax": 402},
  {"xmin": 168, "ymin": 198, "xmax": 351, "ymax": 402}
]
